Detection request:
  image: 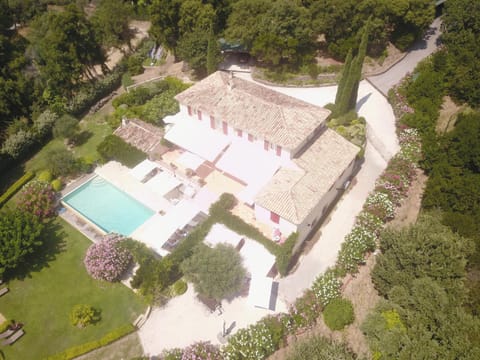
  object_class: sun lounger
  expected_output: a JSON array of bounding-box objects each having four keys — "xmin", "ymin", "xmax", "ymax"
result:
[
  {"xmin": 1, "ymin": 329, "xmax": 24, "ymax": 346},
  {"xmin": 0, "ymin": 287, "xmax": 9, "ymax": 296},
  {"xmin": 0, "ymin": 329, "xmax": 14, "ymax": 339}
]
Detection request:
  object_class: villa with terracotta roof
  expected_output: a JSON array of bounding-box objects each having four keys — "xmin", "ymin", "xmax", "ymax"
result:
[{"xmin": 163, "ymin": 71, "xmax": 360, "ymax": 251}]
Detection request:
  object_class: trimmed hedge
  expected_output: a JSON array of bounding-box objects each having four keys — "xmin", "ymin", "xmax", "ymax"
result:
[
  {"xmin": 97, "ymin": 135, "xmax": 147, "ymax": 168},
  {"xmin": 0, "ymin": 171, "xmax": 35, "ymax": 207},
  {"xmin": 323, "ymin": 298, "xmax": 355, "ymax": 331},
  {"xmin": 45, "ymin": 324, "xmax": 135, "ymax": 360}
]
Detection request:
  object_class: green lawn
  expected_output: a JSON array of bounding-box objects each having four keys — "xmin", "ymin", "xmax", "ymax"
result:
[
  {"xmin": 0, "ymin": 218, "xmax": 146, "ymax": 360},
  {"xmin": 25, "ymin": 111, "xmax": 113, "ymax": 174}
]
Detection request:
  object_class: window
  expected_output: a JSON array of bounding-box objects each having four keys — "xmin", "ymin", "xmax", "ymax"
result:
[
  {"xmin": 270, "ymin": 211, "xmax": 280, "ymax": 224},
  {"xmin": 197, "ymin": 110, "xmax": 202, "ymax": 121},
  {"xmin": 210, "ymin": 116, "xmax": 215, "ymax": 129},
  {"xmin": 222, "ymin": 121, "xmax": 228, "ymax": 135},
  {"xmin": 276, "ymin": 145, "xmax": 282, "ymax": 157},
  {"xmin": 236, "ymin": 129, "xmax": 243, "ymax": 137},
  {"xmin": 264, "ymin": 140, "xmax": 270, "ymax": 151},
  {"xmin": 248, "ymin": 133, "xmax": 254, "ymax": 142},
  {"xmin": 187, "ymin": 106, "xmax": 192, "ymax": 116}
]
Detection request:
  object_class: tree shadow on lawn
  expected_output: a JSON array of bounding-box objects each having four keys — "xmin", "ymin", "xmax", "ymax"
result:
[
  {"xmin": 5, "ymin": 221, "xmax": 67, "ymax": 281},
  {"xmin": 72, "ymin": 130, "xmax": 93, "ymax": 147}
]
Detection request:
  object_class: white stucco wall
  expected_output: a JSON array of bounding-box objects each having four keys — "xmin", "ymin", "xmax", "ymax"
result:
[
  {"xmin": 293, "ymin": 158, "xmax": 358, "ymax": 252},
  {"xmin": 254, "ymin": 204, "xmax": 297, "ymax": 239},
  {"xmin": 178, "ymin": 103, "xmax": 292, "ymax": 162}
]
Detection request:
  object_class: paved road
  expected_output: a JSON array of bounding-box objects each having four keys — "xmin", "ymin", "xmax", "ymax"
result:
[{"xmin": 368, "ymin": 17, "xmax": 442, "ymax": 95}]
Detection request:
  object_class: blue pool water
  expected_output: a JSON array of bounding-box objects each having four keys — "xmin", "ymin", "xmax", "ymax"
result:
[{"xmin": 63, "ymin": 176, "xmax": 154, "ymax": 236}]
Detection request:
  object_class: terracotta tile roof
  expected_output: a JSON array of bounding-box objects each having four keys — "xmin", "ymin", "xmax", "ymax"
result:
[
  {"xmin": 175, "ymin": 71, "xmax": 330, "ymax": 150},
  {"xmin": 255, "ymin": 129, "xmax": 359, "ymax": 224},
  {"xmin": 114, "ymin": 118, "xmax": 164, "ymax": 154}
]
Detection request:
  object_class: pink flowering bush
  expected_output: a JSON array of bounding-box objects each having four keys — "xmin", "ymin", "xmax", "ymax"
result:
[
  {"xmin": 17, "ymin": 180, "xmax": 57, "ymax": 219},
  {"xmin": 84, "ymin": 234, "xmax": 132, "ymax": 282},
  {"xmin": 289, "ymin": 289, "xmax": 322, "ymax": 330}
]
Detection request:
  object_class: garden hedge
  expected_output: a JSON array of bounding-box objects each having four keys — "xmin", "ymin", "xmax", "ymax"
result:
[
  {"xmin": 45, "ymin": 324, "xmax": 135, "ymax": 360},
  {"xmin": 0, "ymin": 171, "xmax": 35, "ymax": 207},
  {"xmin": 323, "ymin": 298, "xmax": 355, "ymax": 331}
]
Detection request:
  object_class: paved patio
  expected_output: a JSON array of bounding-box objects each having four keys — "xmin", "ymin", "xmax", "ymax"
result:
[{"xmin": 139, "ymin": 281, "xmax": 287, "ymax": 355}]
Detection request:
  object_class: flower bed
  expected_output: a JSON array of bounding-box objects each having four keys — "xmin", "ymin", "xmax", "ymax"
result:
[{"xmin": 84, "ymin": 234, "xmax": 132, "ymax": 282}]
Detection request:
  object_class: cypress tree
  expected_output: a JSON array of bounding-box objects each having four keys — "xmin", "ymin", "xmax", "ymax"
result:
[
  {"xmin": 335, "ymin": 49, "xmax": 353, "ymax": 112},
  {"xmin": 334, "ymin": 20, "xmax": 370, "ymax": 117},
  {"xmin": 206, "ymin": 27, "xmax": 217, "ymax": 75},
  {"xmin": 348, "ymin": 20, "xmax": 370, "ymax": 111}
]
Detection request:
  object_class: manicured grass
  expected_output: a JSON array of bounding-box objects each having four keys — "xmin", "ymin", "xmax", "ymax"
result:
[
  {"xmin": 0, "ymin": 218, "xmax": 146, "ymax": 360},
  {"xmin": 74, "ymin": 113, "xmax": 113, "ymax": 161}
]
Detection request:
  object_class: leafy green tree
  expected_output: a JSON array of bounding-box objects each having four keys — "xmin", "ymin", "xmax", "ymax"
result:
[
  {"xmin": 91, "ymin": 0, "xmax": 133, "ymax": 50},
  {"xmin": 52, "ymin": 114, "xmax": 79, "ymax": 142},
  {"xmin": 252, "ymin": 0, "xmax": 315, "ymax": 67},
  {"xmin": 177, "ymin": 29, "xmax": 210, "ymax": 77},
  {"xmin": 30, "ymin": 5, "xmax": 105, "ymax": 97},
  {"xmin": 225, "ymin": 0, "xmax": 271, "ymax": 50},
  {"xmin": 372, "ymin": 212, "xmax": 472, "ymax": 299},
  {"xmin": 363, "ymin": 279, "xmax": 480, "ymax": 359},
  {"xmin": 149, "ymin": 0, "xmax": 182, "ymax": 56},
  {"xmin": 181, "ymin": 244, "xmax": 246, "ymax": 300},
  {"xmin": 0, "ymin": 3, "xmax": 33, "ymax": 134},
  {"xmin": 6, "ymin": 0, "xmax": 47, "ymax": 25},
  {"xmin": 45, "ymin": 148, "xmax": 80, "ymax": 177},
  {"xmin": 0, "ymin": 209, "xmax": 44, "ymax": 278},
  {"xmin": 443, "ymin": 0, "xmax": 480, "ymax": 107},
  {"xmin": 97, "ymin": 135, "xmax": 146, "ymax": 167},
  {"xmin": 140, "ymin": 90, "xmax": 179, "ymax": 124},
  {"xmin": 178, "ymin": 0, "xmax": 215, "ymax": 36}
]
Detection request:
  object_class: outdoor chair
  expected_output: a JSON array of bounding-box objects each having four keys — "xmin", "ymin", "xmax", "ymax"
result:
[
  {"xmin": 1, "ymin": 329, "xmax": 24, "ymax": 346},
  {"xmin": 0, "ymin": 329, "xmax": 14, "ymax": 339}
]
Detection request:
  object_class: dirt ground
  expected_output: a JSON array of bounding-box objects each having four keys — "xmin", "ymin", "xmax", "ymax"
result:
[
  {"xmin": 388, "ymin": 168, "xmax": 428, "ymax": 230},
  {"xmin": 436, "ymin": 96, "xmax": 464, "ymax": 134},
  {"xmin": 316, "ymin": 42, "xmax": 404, "ymax": 77}
]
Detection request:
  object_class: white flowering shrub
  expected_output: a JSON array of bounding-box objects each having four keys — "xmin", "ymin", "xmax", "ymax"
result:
[
  {"xmin": 337, "ymin": 225, "xmax": 377, "ymax": 274},
  {"xmin": 355, "ymin": 212, "xmax": 383, "ymax": 235},
  {"xmin": 364, "ymin": 192, "xmax": 395, "ymax": 222},
  {"xmin": 222, "ymin": 322, "xmax": 275, "ymax": 360},
  {"xmin": 312, "ymin": 269, "xmax": 342, "ymax": 307}
]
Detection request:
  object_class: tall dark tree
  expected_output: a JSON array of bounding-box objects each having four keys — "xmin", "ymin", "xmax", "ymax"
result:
[
  {"xmin": 0, "ymin": 209, "xmax": 44, "ymax": 278},
  {"xmin": 206, "ymin": 27, "xmax": 220, "ymax": 75},
  {"xmin": 334, "ymin": 49, "xmax": 352, "ymax": 106},
  {"xmin": 91, "ymin": 0, "xmax": 133, "ymax": 50},
  {"xmin": 442, "ymin": 0, "xmax": 480, "ymax": 107},
  {"xmin": 149, "ymin": 0, "xmax": 182, "ymax": 57},
  {"xmin": 335, "ymin": 20, "xmax": 370, "ymax": 116},
  {"xmin": 30, "ymin": 5, "xmax": 105, "ymax": 98}
]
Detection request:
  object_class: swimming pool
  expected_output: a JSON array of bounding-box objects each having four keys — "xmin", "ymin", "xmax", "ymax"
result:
[{"xmin": 62, "ymin": 176, "xmax": 154, "ymax": 236}]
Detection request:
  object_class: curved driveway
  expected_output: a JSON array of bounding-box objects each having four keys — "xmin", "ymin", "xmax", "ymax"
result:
[{"xmin": 368, "ymin": 17, "xmax": 442, "ymax": 95}]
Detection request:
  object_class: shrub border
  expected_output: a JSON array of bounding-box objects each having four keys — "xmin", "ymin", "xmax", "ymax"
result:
[
  {"xmin": 44, "ymin": 324, "xmax": 135, "ymax": 360},
  {"xmin": 0, "ymin": 171, "xmax": 35, "ymax": 208}
]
